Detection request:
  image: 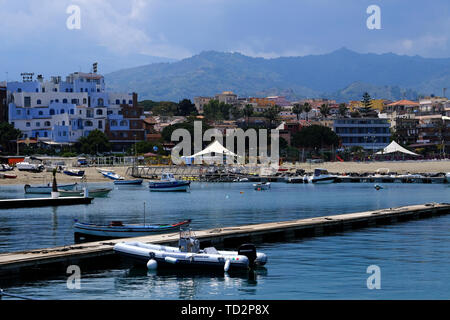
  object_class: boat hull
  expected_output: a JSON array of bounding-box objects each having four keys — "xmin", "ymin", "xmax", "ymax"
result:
[
  {"xmin": 59, "ymin": 188, "xmax": 112, "ymax": 197},
  {"xmin": 114, "ymin": 242, "xmax": 255, "ymax": 270},
  {"xmin": 308, "ymin": 176, "xmax": 336, "ymax": 184},
  {"xmin": 24, "ymin": 183, "xmax": 78, "ymax": 194},
  {"xmin": 114, "ymin": 179, "xmax": 143, "ymax": 185},
  {"xmin": 63, "ymin": 170, "xmax": 85, "ymax": 177},
  {"xmin": 74, "ymin": 220, "xmax": 191, "ymax": 240},
  {"xmin": 149, "ymin": 181, "xmax": 191, "ymax": 192}
]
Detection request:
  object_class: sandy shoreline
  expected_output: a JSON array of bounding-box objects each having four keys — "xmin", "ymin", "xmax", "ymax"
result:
[{"xmin": 1, "ymin": 161, "xmax": 449, "ymax": 186}]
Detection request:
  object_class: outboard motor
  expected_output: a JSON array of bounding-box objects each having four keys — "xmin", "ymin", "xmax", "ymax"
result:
[{"xmin": 238, "ymin": 244, "xmax": 257, "ymax": 268}]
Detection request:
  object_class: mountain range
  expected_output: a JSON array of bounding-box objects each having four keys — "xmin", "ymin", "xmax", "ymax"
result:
[{"xmin": 104, "ymin": 48, "xmax": 450, "ymax": 102}]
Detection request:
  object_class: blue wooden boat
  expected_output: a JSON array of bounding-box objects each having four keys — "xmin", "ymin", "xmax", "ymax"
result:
[
  {"xmin": 149, "ymin": 173, "xmax": 190, "ymax": 192},
  {"xmin": 74, "ymin": 219, "xmax": 192, "ymax": 240},
  {"xmin": 101, "ymin": 171, "xmax": 124, "ymax": 180},
  {"xmin": 63, "ymin": 169, "xmax": 85, "ymax": 177},
  {"xmin": 114, "ymin": 179, "xmax": 143, "ymax": 185}
]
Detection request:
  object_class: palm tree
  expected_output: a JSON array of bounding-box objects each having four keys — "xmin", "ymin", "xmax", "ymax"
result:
[
  {"xmin": 319, "ymin": 104, "xmax": 330, "ymax": 118},
  {"xmin": 264, "ymin": 105, "xmax": 281, "ymax": 129},
  {"xmin": 243, "ymin": 104, "xmax": 254, "ymax": 128},
  {"xmin": 303, "ymin": 102, "xmax": 312, "ymax": 121},
  {"xmin": 292, "ymin": 103, "xmax": 303, "ymax": 121},
  {"xmin": 338, "ymin": 103, "xmax": 348, "ymax": 118}
]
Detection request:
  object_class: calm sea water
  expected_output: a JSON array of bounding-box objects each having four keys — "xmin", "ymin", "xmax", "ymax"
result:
[{"xmin": 0, "ymin": 182, "xmax": 449, "ymax": 299}]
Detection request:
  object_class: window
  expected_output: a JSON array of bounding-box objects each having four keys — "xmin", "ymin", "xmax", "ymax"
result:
[
  {"xmin": 85, "ymin": 121, "xmax": 93, "ymax": 127},
  {"xmin": 120, "ymin": 120, "xmax": 127, "ymax": 126},
  {"xmin": 37, "ymin": 99, "xmax": 42, "ymax": 105},
  {"xmin": 83, "ymin": 98, "xmax": 87, "ymax": 104},
  {"xmin": 111, "ymin": 120, "xmax": 118, "ymax": 126},
  {"xmin": 71, "ymin": 99, "xmax": 78, "ymax": 104},
  {"xmin": 18, "ymin": 88, "xmax": 22, "ymax": 92},
  {"xmin": 55, "ymin": 99, "xmax": 59, "ymax": 103},
  {"xmin": 115, "ymin": 99, "xmax": 120, "ymax": 105},
  {"xmin": 129, "ymin": 100, "xmax": 133, "ymax": 105},
  {"xmin": 26, "ymin": 122, "xmax": 31, "ymax": 127},
  {"xmin": 62, "ymin": 121, "xmax": 65, "ymax": 126},
  {"xmin": 98, "ymin": 98, "xmax": 104, "ymax": 107},
  {"xmin": 36, "ymin": 122, "xmax": 40, "ymax": 127},
  {"xmin": 98, "ymin": 121, "xmax": 103, "ymax": 129},
  {"xmin": 16, "ymin": 110, "xmax": 21, "ymax": 115},
  {"xmin": 45, "ymin": 121, "xmax": 51, "ymax": 127},
  {"xmin": 38, "ymin": 111, "xmax": 43, "ymax": 116},
  {"xmin": 60, "ymin": 109, "xmax": 65, "ymax": 114},
  {"xmin": 50, "ymin": 109, "xmax": 55, "ymax": 115},
  {"xmin": 44, "ymin": 132, "xmax": 48, "ymax": 137},
  {"xmin": 24, "ymin": 97, "xmax": 31, "ymax": 107},
  {"xmin": 96, "ymin": 109, "xmax": 103, "ymax": 115},
  {"xmin": 70, "ymin": 109, "xmax": 74, "ymax": 115}
]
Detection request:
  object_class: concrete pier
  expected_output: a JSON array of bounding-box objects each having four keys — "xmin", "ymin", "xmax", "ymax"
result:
[
  {"xmin": 0, "ymin": 202, "xmax": 449, "ymax": 278},
  {"xmin": 0, "ymin": 197, "xmax": 94, "ymax": 209}
]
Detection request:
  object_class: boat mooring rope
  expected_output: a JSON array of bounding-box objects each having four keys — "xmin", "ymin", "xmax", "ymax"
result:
[{"xmin": 0, "ymin": 289, "xmax": 39, "ymax": 300}]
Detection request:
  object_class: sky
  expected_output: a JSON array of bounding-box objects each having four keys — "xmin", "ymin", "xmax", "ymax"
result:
[{"xmin": 0, "ymin": 0, "xmax": 449, "ymax": 80}]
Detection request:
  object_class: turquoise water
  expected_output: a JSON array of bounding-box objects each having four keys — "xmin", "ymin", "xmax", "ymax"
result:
[{"xmin": 0, "ymin": 182, "xmax": 449, "ymax": 299}]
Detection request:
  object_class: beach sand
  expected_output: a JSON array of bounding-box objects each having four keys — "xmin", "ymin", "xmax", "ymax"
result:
[{"xmin": 1, "ymin": 161, "xmax": 449, "ymax": 186}]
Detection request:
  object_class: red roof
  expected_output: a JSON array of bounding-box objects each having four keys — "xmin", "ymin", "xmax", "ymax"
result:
[{"xmin": 386, "ymin": 100, "xmax": 419, "ymax": 106}]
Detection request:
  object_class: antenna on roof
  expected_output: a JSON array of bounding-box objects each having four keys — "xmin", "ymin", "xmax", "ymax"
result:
[{"xmin": 21, "ymin": 73, "xmax": 34, "ymax": 82}]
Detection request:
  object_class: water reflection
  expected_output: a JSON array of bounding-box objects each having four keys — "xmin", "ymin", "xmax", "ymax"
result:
[{"xmin": 114, "ymin": 265, "xmax": 266, "ymax": 299}]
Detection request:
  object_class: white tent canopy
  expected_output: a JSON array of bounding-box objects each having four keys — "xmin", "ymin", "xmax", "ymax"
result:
[
  {"xmin": 376, "ymin": 141, "xmax": 419, "ymax": 156},
  {"xmin": 181, "ymin": 140, "xmax": 238, "ymax": 164},
  {"xmin": 189, "ymin": 140, "xmax": 237, "ymax": 157}
]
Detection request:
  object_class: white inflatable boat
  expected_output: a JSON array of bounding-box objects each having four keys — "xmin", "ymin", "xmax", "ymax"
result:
[{"xmin": 114, "ymin": 230, "xmax": 267, "ymax": 272}]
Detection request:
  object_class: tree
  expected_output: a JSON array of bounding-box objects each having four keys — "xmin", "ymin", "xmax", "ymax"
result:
[
  {"xmin": 303, "ymin": 102, "xmax": 312, "ymax": 121},
  {"xmin": 338, "ymin": 103, "xmax": 348, "ymax": 117},
  {"xmin": 0, "ymin": 122, "xmax": 22, "ymax": 154},
  {"xmin": 263, "ymin": 105, "xmax": 281, "ymax": 129},
  {"xmin": 75, "ymin": 130, "xmax": 111, "ymax": 155},
  {"xmin": 319, "ymin": 104, "xmax": 330, "ymax": 118},
  {"xmin": 360, "ymin": 92, "xmax": 373, "ymax": 116},
  {"xmin": 230, "ymin": 105, "xmax": 243, "ymax": 120},
  {"xmin": 292, "ymin": 103, "xmax": 303, "ymax": 120},
  {"xmin": 151, "ymin": 101, "xmax": 179, "ymax": 116},
  {"xmin": 292, "ymin": 125, "xmax": 340, "ymax": 150},
  {"xmin": 203, "ymin": 100, "xmax": 233, "ymax": 121},
  {"xmin": 178, "ymin": 99, "xmax": 197, "ymax": 116},
  {"xmin": 243, "ymin": 104, "xmax": 254, "ymax": 127}
]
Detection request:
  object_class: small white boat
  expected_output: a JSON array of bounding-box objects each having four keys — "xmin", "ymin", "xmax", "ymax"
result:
[
  {"xmin": 101, "ymin": 171, "xmax": 124, "ymax": 180},
  {"xmin": 114, "ymin": 229, "xmax": 267, "ymax": 271},
  {"xmin": 16, "ymin": 157, "xmax": 44, "ymax": 172},
  {"xmin": 307, "ymin": 168, "xmax": 336, "ymax": 184},
  {"xmin": 253, "ymin": 182, "xmax": 271, "ymax": 190}
]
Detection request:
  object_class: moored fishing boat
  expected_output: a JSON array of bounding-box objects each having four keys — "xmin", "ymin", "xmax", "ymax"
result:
[
  {"xmin": 114, "ymin": 229, "xmax": 267, "ymax": 271},
  {"xmin": 24, "ymin": 183, "xmax": 78, "ymax": 194},
  {"xmin": 74, "ymin": 219, "xmax": 191, "ymax": 240},
  {"xmin": 149, "ymin": 173, "xmax": 190, "ymax": 192},
  {"xmin": 59, "ymin": 187, "xmax": 112, "ymax": 197},
  {"xmin": 307, "ymin": 168, "xmax": 336, "ymax": 184},
  {"xmin": 114, "ymin": 179, "xmax": 143, "ymax": 185}
]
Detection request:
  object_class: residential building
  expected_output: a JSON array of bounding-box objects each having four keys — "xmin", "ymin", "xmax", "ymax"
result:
[
  {"xmin": 194, "ymin": 96, "xmax": 212, "ymax": 114},
  {"xmin": 7, "ymin": 69, "xmax": 144, "ymax": 151},
  {"xmin": 215, "ymin": 91, "xmax": 238, "ymax": 105},
  {"xmin": 0, "ymin": 83, "xmax": 7, "ymax": 122},
  {"xmin": 394, "ymin": 115, "xmax": 419, "ymax": 146},
  {"xmin": 333, "ymin": 118, "xmax": 391, "ymax": 150},
  {"xmin": 413, "ymin": 115, "xmax": 450, "ymax": 149}
]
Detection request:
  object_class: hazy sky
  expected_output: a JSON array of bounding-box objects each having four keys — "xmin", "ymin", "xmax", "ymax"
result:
[{"xmin": 1, "ymin": 0, "xmax": 449, "ymax": 79}]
